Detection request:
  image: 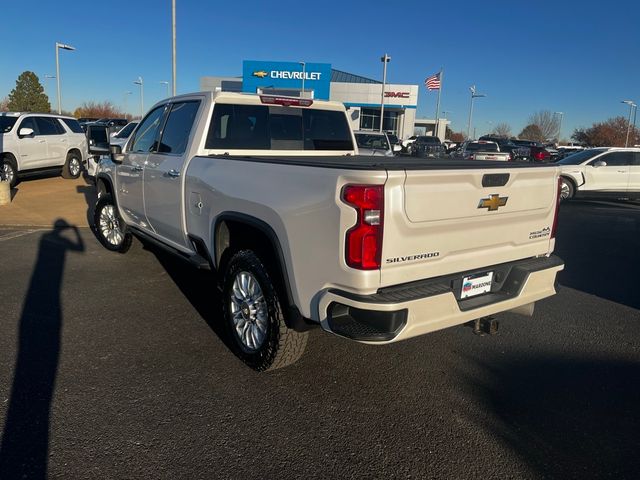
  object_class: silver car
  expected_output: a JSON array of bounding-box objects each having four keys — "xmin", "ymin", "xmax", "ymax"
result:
[{"xmin": 354, "ymin": 131, "xmax": 394, "ymax": 157}]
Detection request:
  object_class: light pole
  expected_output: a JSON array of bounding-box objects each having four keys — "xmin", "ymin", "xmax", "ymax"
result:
[
  {"xmin": 134, "ymin": 77, "xmax": 144, "ymax": 118},
  {"xmin": 622, "ymin": 100, "xmax": 636, "ymax": 147},
  {"xmin": 55, "ymin": 42, "xmax": 75, "ymax": 114},
  {"xmin": 466, "ymin": 85, "xmax": 486, "ymax": 139},
  {"xmin": 44, "ymin": 74, "xmax": 56, "ymax": 102},
  {"xmin": 160, "ymin": 81, "xmax": 170, "ymax": 98},
  {"xmin": 123, "ymin": 91, "xmax": 132, "ymax": 116},
  {"xmin": 172, "ymin": 0, "xmax": 177, "ymax": 96},
  {"xmin": 379, "ymin": 54, "xmax": 391, "ymax": 133},
  {"xmin": 299, "ymin": 62, "xmax": 305, "ymax": 97},
  {"xmin": 554, "ymin": 111, "xmax": 564, "ymax": 144}
]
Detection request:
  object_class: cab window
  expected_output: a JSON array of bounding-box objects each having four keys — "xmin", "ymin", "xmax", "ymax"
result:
[
  {"xmin": 157, "ymin": 101, "xmax": 200, "ymax": 155},
  {"xmin": 129, "ymin": 106, "xmax": 166, "ymax": 153}
]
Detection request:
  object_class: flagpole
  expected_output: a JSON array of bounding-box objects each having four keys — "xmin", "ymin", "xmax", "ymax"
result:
[{"xmin": 434, "ymin": 68, "xmax": 443, "ymax": 139}]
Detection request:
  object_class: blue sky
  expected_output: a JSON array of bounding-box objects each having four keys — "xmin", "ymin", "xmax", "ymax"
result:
[{"xmin": 1, "ymin": 0, "xmax": 638, "ymax": 139}]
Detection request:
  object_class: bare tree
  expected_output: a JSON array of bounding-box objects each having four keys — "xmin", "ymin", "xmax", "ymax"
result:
[
  {"xmin": 527, "ymin": 110, "xmax": 560, "ymax": 141},
  {"xmin": 0, "ymin": 97, "xmax": 9, "ymax": 111},
  {"xmin": 73, "ymin": 101, "xmax": 126, "ymax": 119},
  {"xmin": 493, "ymin": 122, "xmax": 512, "ymax": 138},
  {"xmin": 519, "ymin": 124, "xmax": 545, "ymax": 142}
]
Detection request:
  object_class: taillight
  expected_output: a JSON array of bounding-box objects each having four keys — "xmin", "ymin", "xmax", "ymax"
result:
[
  {"xmin": 342, "ymin": 185, "xmax": 384, "ymax": 270},
  {"xmin": 260, "ymin": 95, "xmax": 313, "ymax": 107},
  {"xmin": 551, "ymin": 177, "xmax": 562, "ymax": 238}
]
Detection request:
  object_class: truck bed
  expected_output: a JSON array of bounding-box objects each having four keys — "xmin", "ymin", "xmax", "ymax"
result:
[{"xmin": 204, "ymin": 154, "xmax": 548, "ymax": 171}]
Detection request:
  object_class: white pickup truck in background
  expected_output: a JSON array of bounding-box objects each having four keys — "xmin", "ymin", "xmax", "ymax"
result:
[
  {"xmin": 87, "ymin": 91, "xmax": 564, "ymax": 371},
  {"xmin": 454, "ymin": 140, "xmax": 512, "ymax": 161}
]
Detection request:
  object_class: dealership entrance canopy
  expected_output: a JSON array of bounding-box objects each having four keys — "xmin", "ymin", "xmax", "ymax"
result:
[{"xmin": 200, "ymin": 60, "xmax": 442, "ymax": 141}]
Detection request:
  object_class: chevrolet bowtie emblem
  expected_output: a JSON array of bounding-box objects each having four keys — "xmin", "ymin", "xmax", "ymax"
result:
[
  {"xmin": 252, "ymin": 70, "xmax": 268, "ymax": 78},
  {"xmin": 478, "ymin": 194, "xmax": 508, "ymax": 211}
]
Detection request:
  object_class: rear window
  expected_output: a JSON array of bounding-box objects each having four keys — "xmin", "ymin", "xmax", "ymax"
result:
[
  {"xmin": 557, "ymin": 149, "xmax": 603, "ymax": 165},
  {"xmin": 60, "ymin": 118, "xmax": 84, "ymax": 134},
  {"xmin": 416, "ymin": 136, "xmax": 441, "ymax": 145},
  {"xmin": 205, "ymin": 103, "xmax": 353, "ymax": 151},
  {"xmin": 0, "ymin": 117, "xmax": 18, "ymax": 133},
  {"xmin": 466, "ymin": 142, "xmax": 498, "ymax": 152},
  {"xmin": 355, "ymin": 133, "xmax": 390, "ymax": 150}
]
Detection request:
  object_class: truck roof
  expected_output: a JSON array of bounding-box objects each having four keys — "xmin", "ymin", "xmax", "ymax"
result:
[{"xmin": 163, "ymin": 91, "xmax": 348, "ymax": 112}]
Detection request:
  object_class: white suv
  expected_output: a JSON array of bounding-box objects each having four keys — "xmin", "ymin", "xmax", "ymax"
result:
[
  {"xmin": 0, "ymin": 112, "xmax": 88, "ymax": 187},
  {"xmin": 558, "ymin": 147, "xmax": 640, "ymax": 201}
]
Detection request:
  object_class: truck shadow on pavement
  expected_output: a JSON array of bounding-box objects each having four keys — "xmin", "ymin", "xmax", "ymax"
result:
[
  {"xmin": 0, "ymin": 219, "xmax": 84, "ymax": 479},
  {"xmin": 555, "ymin": 201, "xmax": 640, "ymax": 309},
  {"xmin": 461, "ymin": 354, "xmax": 640, "ymax": 479}
]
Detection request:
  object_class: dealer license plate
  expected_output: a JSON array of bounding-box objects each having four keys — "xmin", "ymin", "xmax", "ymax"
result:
[{"xmin": 461, "ymin": 271, "xmax": 494, "ymax": 299}]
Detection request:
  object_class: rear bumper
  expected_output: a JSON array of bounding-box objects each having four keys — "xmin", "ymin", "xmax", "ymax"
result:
[{"xmin": 318, "ymin": 255, "xmax": 564, "ymax": 343}]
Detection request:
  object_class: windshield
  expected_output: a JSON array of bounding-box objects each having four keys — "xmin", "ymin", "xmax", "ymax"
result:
[
  {"xmin": 355, "ymin": 133, "xmax": 390, "ymax": 150},
  {"xmin": 466, "ymin": 142, "xmax": 498, "ymax": 152},
  {"xmin": 557, "ymin": 149, "xmax": 604, "ymax": 165},
  {"xmin": 0, "ymin": 117, "xmax": 18, "ymax": 133},
  {"xmin": 115, "ymin": 122, "xmax": 138, "ymax": 138}
]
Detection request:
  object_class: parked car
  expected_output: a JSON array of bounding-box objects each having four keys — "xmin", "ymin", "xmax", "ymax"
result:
[
  {"xmin": 385, "ymin": 132, "xmax": 402, "ymax": 153},
  {"xmin": 453, "ymin": 141, "xmax": 511, "ymax": 161},
  {"xmin": 510, "ymin": 139, "xmax": 552, "ymax": 162},
  {"xmin": 558, "ymin": 147, "xmax": 640, "ymax": 200},
  {"xmin": 354, "ymin": 131, "xmax": 394, "ymax": 156},
  {"xmin": 411, "ymin": 135, "xmax": 445, "ymax": 157},
  {"xmin": 86, "ymin": 122, "xmax": 140, "ymax": 177},
  {"xmin": 479, "ymin": 135, "xmax": 529, "ymax": 161},
  {"xmin": 402, "ymin": 135, "xmax": 418, "ymax": 153},
  {"xmin": 0, "ymin": 112, "xmax": 88, "ymax": 187},
  {"xmin": 556, "ymin": 145, "xmax": 585, "ymax": 160}
]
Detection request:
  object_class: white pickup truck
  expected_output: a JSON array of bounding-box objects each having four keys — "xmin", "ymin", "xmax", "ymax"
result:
[{"xmin": 88, "ymin": 91, "xmax": 564, "ymax": 371}]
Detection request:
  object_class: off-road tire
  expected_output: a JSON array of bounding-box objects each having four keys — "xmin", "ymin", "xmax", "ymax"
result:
[
  {"xmin": 222, "ymin": 249, "xmax": 308, "ymax": 371},
  {"xmin": 93, "ymin": 193, "xmax": 133, "ymax": 253},
  {"xmin": 62, "ymin": 151, "xmax": 82, "ymax": 179}
]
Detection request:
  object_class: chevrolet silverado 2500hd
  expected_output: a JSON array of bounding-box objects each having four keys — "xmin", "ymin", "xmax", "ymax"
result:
[{"xmin": 89, "ymin": 91, "xmax": 564, "ymax": 371}]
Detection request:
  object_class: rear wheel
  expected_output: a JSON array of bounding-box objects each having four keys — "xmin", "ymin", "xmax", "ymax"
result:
[
  {"xmin": 222, "ymin": 250, "xmax": 308, "ymax": 371},
  {"xmin": 1, "ymin": 156, "xmax": 18, "ymax": 188},
  {"xmin": 560, "ymin": 177, "xmax": 575, "ymax": 201},
  {"xmin": 93, "ymin": 193, "xmax": 132, "ymax": 253},
  {"xmin": 62, "ymin": 152, "xmax": 82, "ymax": 179}
]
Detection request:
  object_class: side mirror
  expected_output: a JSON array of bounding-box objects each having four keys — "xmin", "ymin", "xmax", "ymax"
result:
[
  {"xmin": 18, "ymin": 127, "xmax": 34, "ymax": 137},
  {"xmin": 86, "ymin": 125, "xmax": 110, "ymax": 154},
  {"xmin": 593, "ymin": 160, "xmax": 607, "ymax": 167},
  {"xmin": 110, "ymin": 144, "xmax": 125, "ymax": 164}
]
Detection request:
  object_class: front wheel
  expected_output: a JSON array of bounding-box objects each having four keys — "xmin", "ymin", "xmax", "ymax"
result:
[
  {"xmin": 222, "ymin": 250, "xmax": 308, "ymax": 371},
  {"xmin": 560, "ymin": 177, "xmax": 574, "ymax": 201},
  {"xmin": 62, "ymin": 152, "xmax": 82, "ymax": 179},
  {"xmin": 1, "ymin": 157, "xmax": 18, "ymax": 188},
  {"xmin": 93, "ymin": 193, "xmax": 132, "ymax": 253}
]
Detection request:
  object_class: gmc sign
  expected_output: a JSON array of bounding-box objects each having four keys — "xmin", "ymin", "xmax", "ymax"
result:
[{"xmin": 384, "ymin": 92, "xmax": 410, "ymax": 98}]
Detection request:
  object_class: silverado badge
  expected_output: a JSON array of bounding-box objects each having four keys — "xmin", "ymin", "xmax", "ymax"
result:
[
  {"xmin": 478, "ymin": 194, "xmax": 508, "ymax": 211},
  {"xmin": 252, "ymin": 70, "xmax": 269, "ymax": 78}
]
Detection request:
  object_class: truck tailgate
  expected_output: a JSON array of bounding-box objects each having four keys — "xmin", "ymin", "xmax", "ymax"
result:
[{"xmin": 380, "ymin": 166, "xmax": 559, "ymax": 287}]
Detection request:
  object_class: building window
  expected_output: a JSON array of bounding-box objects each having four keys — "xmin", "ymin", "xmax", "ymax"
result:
[{"xmin": 359, "ymin": 108, "xmax": 399, "ymax": 134}]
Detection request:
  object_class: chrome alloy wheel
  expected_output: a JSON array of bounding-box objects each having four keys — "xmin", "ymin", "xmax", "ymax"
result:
[
  {"xmin": 560, "ymin": 179, "xmax": 571, "ymax": 200},
  {"xmin": 98, "ymin": 204, "xmax": 124, "ymax": 246},
  {"xmin": 69, "ymin": 157, "xmax": 81, "ymax": 177},
  {"xmin": 229, "ymin": 271, "xmax": 268, "ymax": 351},
  {"xmin": 1, "ymin": 163, "xmax": 14, "ymax": 185}
]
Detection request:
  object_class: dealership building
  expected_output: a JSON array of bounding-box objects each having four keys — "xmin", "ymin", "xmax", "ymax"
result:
[{"xmin": 200, "ymin": 60, "xmax": 448, "ymax": 141}]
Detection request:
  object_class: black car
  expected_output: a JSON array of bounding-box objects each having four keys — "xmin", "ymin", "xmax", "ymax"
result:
[{"xmin": 411, "ymin": 135, "xmax": 445, "ymax": 157}]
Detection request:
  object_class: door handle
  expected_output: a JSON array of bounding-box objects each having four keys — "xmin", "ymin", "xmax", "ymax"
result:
[
  {"xmin": 166, "ymin": 169, "xmax": 181, "ymax": 178},
  {"xmin": 131, "ymin": 166, "xmax": 143, "ymax": 172},
  {"xmin": 38, "ymin": 139, "xmax": 46, "ymax": 143}
]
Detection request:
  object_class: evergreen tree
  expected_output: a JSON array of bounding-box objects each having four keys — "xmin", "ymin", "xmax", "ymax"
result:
[{"xmin": 7, "ymin": 71, "xmax": 51, "ymax": 112}]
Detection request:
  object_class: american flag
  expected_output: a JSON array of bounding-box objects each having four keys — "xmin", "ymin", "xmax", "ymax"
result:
[{"xmin": 425, "ymin": 72, "xmax": 441, "ymax": 90}]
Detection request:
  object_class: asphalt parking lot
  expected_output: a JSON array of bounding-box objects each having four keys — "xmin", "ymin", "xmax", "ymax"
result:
[{"xmin": 0, "ymin": 179, "xmax": 639, "ymax": 479}]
